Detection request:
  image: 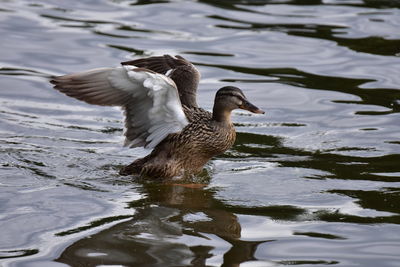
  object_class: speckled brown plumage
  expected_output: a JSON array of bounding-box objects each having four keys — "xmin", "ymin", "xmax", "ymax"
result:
[{"xmin": 120, "ymin": 105, "xmax": 236, "ymax": 178}]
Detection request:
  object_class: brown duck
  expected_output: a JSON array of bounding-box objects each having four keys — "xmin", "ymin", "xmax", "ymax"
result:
[{"xmin": 51, "ymin": 55, "xmax": 264, "ymax": 179}]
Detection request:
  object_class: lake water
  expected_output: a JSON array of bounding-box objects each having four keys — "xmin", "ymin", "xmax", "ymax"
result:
[{"xmin": 1, "ymin": 0, "xmax": 399, "ymax": 266}]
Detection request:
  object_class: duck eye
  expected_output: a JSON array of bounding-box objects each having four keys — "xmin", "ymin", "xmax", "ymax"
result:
[{"xmin": 236, "ymin": 95, "xmax": 245, "ymax": 104}]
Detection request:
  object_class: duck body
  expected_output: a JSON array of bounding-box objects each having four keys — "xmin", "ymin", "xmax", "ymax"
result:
[
  {"xmin": 51, "ymin": 55, "xmax": 264, "ymax": 179},
  {"xmin": 121, "ymin": 106, "xmax": 236, "ymax": 178}
]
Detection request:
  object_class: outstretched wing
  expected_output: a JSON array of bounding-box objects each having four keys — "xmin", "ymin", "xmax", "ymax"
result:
[
  {"xmin": 51, "ymin": 66, "xmax": 188, "ymax": 148},
  {"xmin": 122, "ymin": 55, "xmax": 200, "ymax": 108}
]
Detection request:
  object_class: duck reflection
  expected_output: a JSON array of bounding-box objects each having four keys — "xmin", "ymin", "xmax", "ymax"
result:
[{"xmin": 56, "ymin": 177, "xmax": 266, "ymax": 266}]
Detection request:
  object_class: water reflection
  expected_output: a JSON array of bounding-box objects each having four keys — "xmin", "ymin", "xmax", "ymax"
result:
[
  {"xmin": 0, "ymin": 249, "xmax": 39, "ymax": 260},
  {"xmin": 210, "ymin": 15, "xmax": 400, "ymax": 56},
  {"xmin": 56, "ymin": 182, "xmax": 271, "ymax": 266},
  {"xmin": 1, "ymin": 0, "xmax": 400, "ymax": 265},
  {"xmin": 198, "ymin": 63, "xmax": 400, "ymax": 114},
  {"xmin": 54, "ymin": 131, "xmax": 400, "ymax": 266},
  {"xmin": 230, "ymin": 132, "xmax": 400, "ymax": 223}
]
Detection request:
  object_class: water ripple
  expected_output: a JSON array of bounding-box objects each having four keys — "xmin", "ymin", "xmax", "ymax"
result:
[{"xmin": 1, "ymin": 0, "xmax": 399, "ymax": 266}]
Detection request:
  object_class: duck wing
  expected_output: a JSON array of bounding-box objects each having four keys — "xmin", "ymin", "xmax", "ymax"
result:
[
  {"xmin": 50, "ymin": 66, "xmax": 188, "ymax": 148},
  {"xmin": 121, "ymin": 55, "xmax": 200, "ymax": 108}
]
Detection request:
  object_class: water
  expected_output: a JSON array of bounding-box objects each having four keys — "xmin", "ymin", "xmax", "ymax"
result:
[{"xmin": 1, "ymin": 0, "xmax": 399, "ymax": 266}]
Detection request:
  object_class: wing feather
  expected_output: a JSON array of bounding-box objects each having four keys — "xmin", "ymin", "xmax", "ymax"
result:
[
  {"xmin": 51, "ymin": 66, "xmax": 188, "ymax": 148},
  {"xmin": 121, "ymin": 55, "xmax": 200, "ymax": 108}
]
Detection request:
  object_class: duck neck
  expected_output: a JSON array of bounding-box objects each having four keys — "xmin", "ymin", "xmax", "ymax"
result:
[{"xmin": 212, "ymin": 105, "xmax": 233, "ymax": 125}]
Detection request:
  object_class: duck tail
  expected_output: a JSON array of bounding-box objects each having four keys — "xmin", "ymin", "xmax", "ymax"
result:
[{"xmin": 119, "ymin": 155, "xmax": 151, "ymax": 176}]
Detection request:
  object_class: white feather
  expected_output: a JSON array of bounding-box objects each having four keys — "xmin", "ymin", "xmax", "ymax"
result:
[{"xmin": 53, "ymin": 66, "xmax": 188, "ymax": 148}]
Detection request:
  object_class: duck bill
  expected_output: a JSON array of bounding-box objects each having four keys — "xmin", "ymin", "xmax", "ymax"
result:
[{"xmin": 240, "ymin": 99, "xmax": 265, "ymax": 114}]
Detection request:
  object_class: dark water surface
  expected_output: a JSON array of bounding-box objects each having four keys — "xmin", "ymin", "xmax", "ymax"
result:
[{"xmin": 1, "ymin": 0, "xmax": 400, "ymax": 266}]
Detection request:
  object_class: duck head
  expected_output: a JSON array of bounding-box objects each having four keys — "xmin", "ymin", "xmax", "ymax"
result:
[{"xmin": 212, "ymin": 86, "xmax": 265, "ymax": 123}]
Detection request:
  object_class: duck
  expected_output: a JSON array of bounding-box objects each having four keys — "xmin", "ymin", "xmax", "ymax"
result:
[{"xmin": 50, "ymin": 55, "xmax": 264, "ymax": 179}]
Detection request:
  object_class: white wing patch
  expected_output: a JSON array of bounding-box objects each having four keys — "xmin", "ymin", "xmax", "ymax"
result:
[
  {"xmin": 52, "ymin": 65, "xmax": 189, "ymax": 149},
  {"xmin": 115, "ymin": 66, "xmax": 188, "ymax": 148},
  {"xmin": 165, "ymin": 69, "xmax": 174, "ymax": 77}
]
